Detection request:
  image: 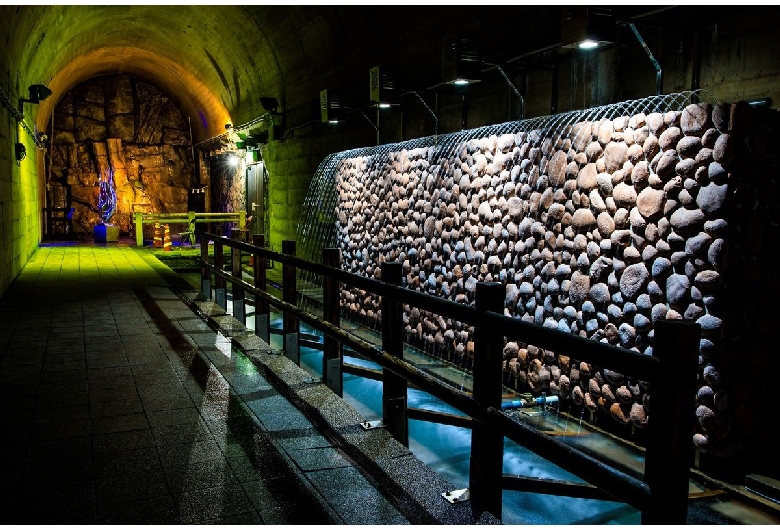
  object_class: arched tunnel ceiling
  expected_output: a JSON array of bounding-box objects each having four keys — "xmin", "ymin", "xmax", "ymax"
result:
[
  {"xmin": 14, "ymin": 5, "xmax": 285, "ymax": 143},
  {"xmin": 9, "ymin": 5, "xmax": 766, "ymax": 143},
  {"xmin": 13, "ymin": 4, "xmax": 553, "ymax": 143}
]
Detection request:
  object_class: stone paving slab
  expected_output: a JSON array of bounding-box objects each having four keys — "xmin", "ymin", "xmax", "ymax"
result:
[
  {"xmin": 0, "ymin": 244, "xmax": 355, "ymax": 524},
  {"xmin": 0, "ymin": 243, "xmax": 504, "ymax": 525}
]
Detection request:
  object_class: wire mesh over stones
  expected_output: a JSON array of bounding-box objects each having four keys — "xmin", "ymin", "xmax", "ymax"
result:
[{"xmin": 296, "ymin": 90, "xmax": 744, "ymax": 446}]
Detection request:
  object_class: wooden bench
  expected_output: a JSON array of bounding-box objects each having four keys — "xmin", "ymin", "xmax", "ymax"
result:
[{"xmin": 133, "ymin": 211, "xmax": 246, "ymax": 247}]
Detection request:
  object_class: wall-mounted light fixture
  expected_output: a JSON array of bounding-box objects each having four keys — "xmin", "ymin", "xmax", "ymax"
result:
[
  {"xmin": 320, "ymin": 89, "xmax": 344, "ymax": 124},
  {"xmin": 442, "ymin": 33, "xmax": 481, "ymax": 86},
  {"xmin": 18, "ymin": 84, "xmax": 53, "ymax": 114},
  {"xmin": 369, "ymin": 66, "xmax": 399, "ymax": 109},
  {"xmin": 260, "ymin": 97, "xmax": 279, "ymax": 115},
  {"xmin": 15, "ymin": 142, "xmax": 26, "ymax": 162},
  {"xmin": 561, "ymin": 6, "xmax": 615, "ymax": 51}
]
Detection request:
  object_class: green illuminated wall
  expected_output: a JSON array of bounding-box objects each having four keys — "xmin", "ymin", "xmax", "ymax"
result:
[{"xmin": 0, "ymin": 124, "xmax": 40, "ymax": 296}]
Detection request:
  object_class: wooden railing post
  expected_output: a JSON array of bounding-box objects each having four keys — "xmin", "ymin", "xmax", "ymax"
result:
[
  {"xmin": 470, "ymin": 281, "xmax": 505, "ymax": 520},
  {"xmin": 214, "ymin": 235, "xmax": 226, "ymax": 310},
  {"xmin": 188, "ymin": 211, "xmax": 196, "ymax": 243},
  {"xmin": 200, "ymin": 233, "xmax": 211, "ymax": 299},
  {"xmin": 282, "ymin": 240, "xmax": 299, "ymax": 364},
  {"xmin": 253, "ymin": 234, "xmax": 269, "ymax": 343},
  {"xmin": 230, "ymin": 228, "xmax": 246, "ymax": 324},
  {"xmin": 381, "ymin": 261, "xmax": 408, "ymax": 446},
  {"xmin": 134, "ymin": 212, "xmax": 143, "ymax": 246},
  {"xmin": 323, "ymin": 248, "xmax": 343, "ymax": 397},
  {"xmin": 642, "ymin": 319, "xmax": 700, "ymax": 524}
]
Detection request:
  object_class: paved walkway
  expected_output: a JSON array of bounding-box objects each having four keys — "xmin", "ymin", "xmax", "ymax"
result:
[{"xmin": 0, "ymin": 243, "xmax": 410, "ymax": 524}]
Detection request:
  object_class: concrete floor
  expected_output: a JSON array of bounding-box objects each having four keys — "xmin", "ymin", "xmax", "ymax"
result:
[{"xmin": 0, "ymin": 242, "xmax": 415, "ymax": 524}]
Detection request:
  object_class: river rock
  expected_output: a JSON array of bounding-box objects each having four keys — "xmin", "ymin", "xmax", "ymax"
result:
[
  {"xmin": 681, "ymin": 103, "xmax": 712, "ymax": 136},
  {"xmin": 708, "ymin": 161, "xmax": 728, "ymax": 184},
  {"xmin": 589, "ymin": 282, "xmax": 610, "ymax": 306},
  {"xmin": 713, "ymin": 133, "xmax": 735, "ymax": 166},
  {"xmin": 647, "ymin": 112, "xmax": 664, "ymax": 135},
  {"xmin": 677, "ymin": 136, "xmax": 702, "ymax": 159},
  {"xmin": 613, "ymin": 182, "xmax": 637, "ymax": 208},
  {"xmin": 655, "ymin": 150, "xmax": 678, "ymax": 180},
  {"xmin": 548, "ymin": 150, "xmax": 568, "ymax": 187},
  {"xmin": 695, "ymin": 270, "xmax": 721, "ymax": 293},
  {"xmin": 572, "ymin": 208, "xmax": 596, "ymax": 229},
  {"xmin": 658, "ymin": 126, "xmax": 682, "ymax": 150},
  {"xmin": 577, "ymin": 163, "xmax": 598, "ymax": 191},
  {"xmin": 666, "ymin": 273, "xmax": 691, "ymax": 306},
  {"xmin": 620, "ymin": 263, "xmax": 649, "ymax": 300},
  {"xmin": 643, "ymin": 135, "xmax": 660, "ymax": 160},
  {"xmin": 686, "ymin": 232, "xmax": 712, "ymax": 257},
  {"xmin": 670, "ymin": 207, "xmax": 705, "ymax": 234},
  {"xmin": 634, "ymin": 187, "xmax": 664, "ymax": 219}
]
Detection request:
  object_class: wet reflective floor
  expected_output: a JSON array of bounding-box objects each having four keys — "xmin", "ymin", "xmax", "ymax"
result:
[{"xmin": 0, "ymin": 243, "xmax": 409, "ymax": 524}]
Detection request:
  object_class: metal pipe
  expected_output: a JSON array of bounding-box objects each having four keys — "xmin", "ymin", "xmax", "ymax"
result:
[
  {"xmin": 358, "ymin": 108, "xmax": 378, "ymax": 132},
  {"xmin": 486, "ymin": 63, "xmax": 525, "ymax": 120},
  {"xmin": 401, "ymin": 91, "xmax": 438, "ymax": 144},
  {"xmin": 628, "ymin": 22, "xmax": 663, "ymax": 96},
  {"xmin": 501, "ymin": 394, "xmax": 559, "ymax": 410}
]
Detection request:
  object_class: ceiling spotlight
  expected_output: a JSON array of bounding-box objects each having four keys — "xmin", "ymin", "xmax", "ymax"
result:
[
  {"xmin": 369, "ymin": 66, "xmax": 400, "ymax": 109},
  {"xmin": 228, "ymin": 155, "xmax": 239, "ymax": 166},
  {"xmin": 442, "ymin": 33, "xmax": 481, "ymax": 86},
  {"xmin": 320, "ymin": 89, "xmax": 344, "ymax": 124},
  {"xmin": 561, "ymin": 7, "xmax": 614, "ymax": 50},
  {"xmin": 578, "ymin": 39, "xmax": 599, "ymax": 49}
]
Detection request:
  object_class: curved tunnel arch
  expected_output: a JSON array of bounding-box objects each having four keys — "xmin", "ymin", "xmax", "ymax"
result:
[
  {"xmin": 19, "ymin": 5, "xmax": 289, "ymax": 142},
  {"xmin": 36, "ymin": 46, "xmax": 233, "ymax": 142}
]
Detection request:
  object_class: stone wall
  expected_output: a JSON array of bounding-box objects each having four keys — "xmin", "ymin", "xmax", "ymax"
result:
[
  {"xmin": 46, "ymin": 75, "xmax": 195, "ymax": 237},
  {"xmin": 328, "ymin": 99, "xmax": 780, "ymax": 474}
]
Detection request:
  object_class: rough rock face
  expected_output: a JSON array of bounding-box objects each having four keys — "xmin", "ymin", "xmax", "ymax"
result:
[
  {"xmin": 326, "ymin": 100, "xmax": 764, "ymax": 465},
  {"xmin": 47, "ymin": 74, "xmax": 195, "ymax": 237}
]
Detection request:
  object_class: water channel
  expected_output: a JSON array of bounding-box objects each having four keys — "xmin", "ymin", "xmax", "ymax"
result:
[{"xmin": 170, "ymin": 263, "xmax": 779, "ymax": 525}]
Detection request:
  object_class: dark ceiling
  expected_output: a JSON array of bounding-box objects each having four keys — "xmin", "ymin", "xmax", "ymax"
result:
[{"xmin": 5, "ymin": 5, "xmax": 765, "ymax": 143}]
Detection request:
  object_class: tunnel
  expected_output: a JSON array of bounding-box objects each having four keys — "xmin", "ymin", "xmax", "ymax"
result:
[{"xmin": 1, "ymin": 5, "xmax": 780, "ymax": 525}]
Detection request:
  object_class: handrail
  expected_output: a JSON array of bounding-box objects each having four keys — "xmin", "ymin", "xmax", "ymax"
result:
[
  {"xmin": 201, "ymin": 231, "xmax": 661, "ymax": 382},
  {"xmin": 195, "ymin": 230, "xmax": 699, "ymax": 524},
  {"xmin": 133, "ymin": 211, "xmax": 246, "ymax": 246}
]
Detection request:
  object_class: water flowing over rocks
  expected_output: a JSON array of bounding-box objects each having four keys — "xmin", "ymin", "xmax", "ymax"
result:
[{"xmin": 326, "ymin": 100, "xmax": 765, "ymax": 459}]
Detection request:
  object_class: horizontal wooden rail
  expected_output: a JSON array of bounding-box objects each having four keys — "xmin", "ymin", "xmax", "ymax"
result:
[
  {"xmin": 134, "ymin": 211, "xmax": 246, "ymax": 246},
  {"xmin": 199, "ymin": 231, "xmax": 660, "ymax": 381}
]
